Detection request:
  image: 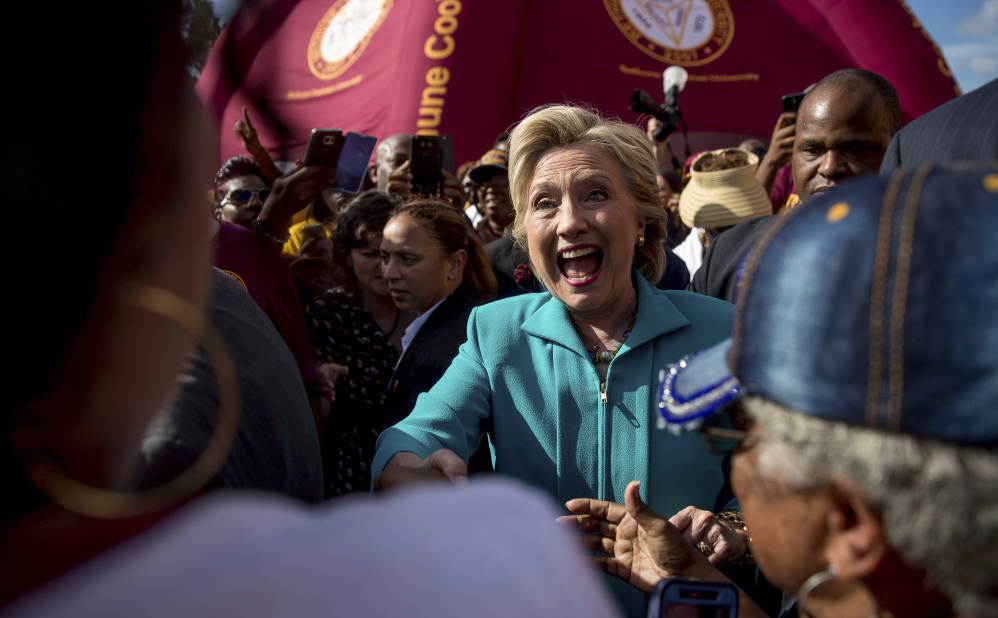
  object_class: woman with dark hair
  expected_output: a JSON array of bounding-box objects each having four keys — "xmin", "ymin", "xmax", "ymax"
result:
[
  {"xmin": 379, "ymin": 199, "xmax": 498, "ymax": 429},
  {"xmin": 0, "ymin": 5, "xmax": 632, "ymax": 616},
  {"xmin": 305, "ymin": 190, "xmax": 412, "ymax": 497}
]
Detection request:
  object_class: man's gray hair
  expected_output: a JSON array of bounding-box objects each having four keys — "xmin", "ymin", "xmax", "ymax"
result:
[{"xmin": 742, "ymin": 396, "xmax": 998, "ymax": 616}]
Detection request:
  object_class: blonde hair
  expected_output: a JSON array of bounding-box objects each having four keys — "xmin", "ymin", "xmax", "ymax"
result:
[{"xmin": 508, "ymin": 105, "xmax": 667, "ymax": 284}]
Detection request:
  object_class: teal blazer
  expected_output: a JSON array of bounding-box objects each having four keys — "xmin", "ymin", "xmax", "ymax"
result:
[{"xmin": 373, "ymin": 273, "xmax": 734, "ymax": 616}]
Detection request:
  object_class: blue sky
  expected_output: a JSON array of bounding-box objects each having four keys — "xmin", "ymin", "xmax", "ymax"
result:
[
  {"xmin": 907, "ymin": 0, "xmax": 998, "ymax": 92},
  {"xmin": 208, "ymin": 0, "xmax": 998, "ymax": 93}
]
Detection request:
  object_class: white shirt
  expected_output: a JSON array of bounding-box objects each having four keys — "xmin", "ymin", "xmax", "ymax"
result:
[
  {"xmin": 399, "ymin": 297, "xmax": 446, "ymax": 359},
  {"xmin": 4, "ymin": 481, "xmax": 622, "ymax": 618},
  {"xmin": 673, "ymin": 226, "xmax": 705, "ymax": 278}
]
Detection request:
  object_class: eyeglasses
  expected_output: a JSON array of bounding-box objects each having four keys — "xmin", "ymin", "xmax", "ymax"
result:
[
  {"xmin": 698, "ymin": 404, "xmax": 757, "ymax": 455},
  {"xmin": 476, "ymin": 179, "xmax": 510, "ymax": 192},
  {"xmin": 222, "ymin": 188, "xmax": 271, "ymax": 206},
  {"xmin": 699, "ymin": 426, "xmax": 757, "ymax": 455}
]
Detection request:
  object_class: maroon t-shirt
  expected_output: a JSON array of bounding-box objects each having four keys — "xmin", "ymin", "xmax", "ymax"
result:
[
  {"xmin": 214, "ymin": 221, "xmax": 315, "ymax": 389},
  {"xmin": 769, "ymin": 163, "xmax": 800, "ymax": 213}
]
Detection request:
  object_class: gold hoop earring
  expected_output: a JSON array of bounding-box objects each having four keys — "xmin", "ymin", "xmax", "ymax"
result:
[
  {"xmin": 24, "ymin": 284, "xmax": 241, "ymax": 519},
  {"xmin": 796, "ymin": 566, "xmax": 880, "ymax": 618},
  {"xmin": 637, "ymin": 234, "xmax": 646, "ymax": 247}
]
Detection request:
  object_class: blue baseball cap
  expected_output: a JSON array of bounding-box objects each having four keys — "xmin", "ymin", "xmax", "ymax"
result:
[{"xmin": 658, "ymin": 165, "xmax": 998, "ymax": 445}]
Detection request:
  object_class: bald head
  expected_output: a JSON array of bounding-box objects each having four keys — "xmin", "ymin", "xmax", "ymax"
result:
[
  {"xmin": 369, "ymin": 133, "xmax": 411, "ymax": 191},
  {"xmin": 792, "ymin": 70, "xmax": 898, "ymax": 201}
]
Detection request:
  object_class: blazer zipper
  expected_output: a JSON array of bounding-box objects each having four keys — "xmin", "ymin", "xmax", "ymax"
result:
[{"xmin": 600, "ymin": 381, "xmax": 607, "ymax": 404}]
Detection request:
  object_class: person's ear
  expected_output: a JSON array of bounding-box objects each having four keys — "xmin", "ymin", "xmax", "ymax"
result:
[
  {"xmin": 367, "ymin": 162, "xmax": 378, "ymax": 186},
  {"xmin": 447, "ymin": 249, "xmax": 467, "ymax": 280},
  {"xmin": 824, "ymin": 474, "xmax": 888, "ymax": 580}
]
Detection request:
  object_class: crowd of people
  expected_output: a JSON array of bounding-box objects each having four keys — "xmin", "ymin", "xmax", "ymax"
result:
[{"xmin": 3, "ymin": 1, "xmax": 998, "ymax": 617}]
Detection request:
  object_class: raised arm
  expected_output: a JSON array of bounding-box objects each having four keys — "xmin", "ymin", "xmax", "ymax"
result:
[
  {"xmin": 370, "ymin": 308, "xmax": 494, "ymax": 490},
  {"xmin": 756, "ymin": 111, "xmax": 796, "ymax": 196},
  {"xmin": 646, "ymin": 118, "xmax": 673, "ymax": 172},
  {"xmin": 234, "ymin": 106, "xmax": 282, "ymax": 184},
  {"xmin": 257, "ymin": 164, "xmax": 335, "ymax": 241}
]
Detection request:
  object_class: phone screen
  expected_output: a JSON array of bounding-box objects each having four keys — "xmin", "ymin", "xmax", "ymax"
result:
[
  {"xmin": 410, "ymin": 135, "xmax": 442, "ymax": 195},
  {"xmin": 664, "ymin": 603, "xmax": 732, "ymax": 617},
  {"xmin": 647, "ymin": 579, "xmax": 738, "ymax": 618},
  {"xmin": 332, "ymin": 131, "xmax": 377, "ymax": 194}
]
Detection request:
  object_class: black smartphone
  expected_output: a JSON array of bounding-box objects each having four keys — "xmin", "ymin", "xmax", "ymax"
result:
[
  {"xmin": 331, "ymin": 131, "xmax": 378, "ymax": 194},
  {"xmin": 439, "ymin": 133, "xmax": 456, "ymax": 176},
  {"xmin": 781, "ymin": 92, "xmax": 806, "ymax": 113},
  {"xmin": 646, "ymin": 578, "xmax": 739, "ymax": 618},
  {"xmin": 303, "ymin": 128, "xmax": 344, "ymax": 167},
  {"xmin": 410, "ymin": 135, "xmax": 442, "ymax": 195}
]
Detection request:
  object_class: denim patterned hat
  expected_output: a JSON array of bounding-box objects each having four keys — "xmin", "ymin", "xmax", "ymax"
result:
[{"xmin": 658, "ymin": 165, "xmax": 998, "ymax": 445}]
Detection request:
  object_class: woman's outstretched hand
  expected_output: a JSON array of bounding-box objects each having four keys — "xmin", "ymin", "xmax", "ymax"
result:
[
  {"xmin": 558, "ymin": 480, "xmax": 715, "ymax": 593},
  {"xmin": 373, "ymin": 449, "xmax": 468, "ymax": 492}
]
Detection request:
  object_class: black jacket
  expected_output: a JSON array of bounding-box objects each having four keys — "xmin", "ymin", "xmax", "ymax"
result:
[{"xmin": 384, "ymin": 285, "xmax": 483, "ymax": 428}]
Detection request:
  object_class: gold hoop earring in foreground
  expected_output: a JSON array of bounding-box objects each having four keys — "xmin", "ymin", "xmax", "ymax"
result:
[{"xmin": 25, "ymin": 284, "xmax": 241, "ymax": 519}]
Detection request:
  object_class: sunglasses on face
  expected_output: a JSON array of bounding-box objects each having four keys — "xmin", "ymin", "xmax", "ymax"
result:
[
  {"xmin": 222, "ymin": 188, "xmax": 271, "ymax": 206},
  {"xmin": 476, "ymin": 179, "xmax": 510, "ymax": 192}
]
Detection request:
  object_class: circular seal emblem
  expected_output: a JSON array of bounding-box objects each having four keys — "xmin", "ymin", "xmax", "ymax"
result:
[
  {"xmin": 604, "ymin": 0, "xmax": 734, "ymax": 67},
  {"xmin": 220, "ymin": 270, "xmax": 248, "ymax": 292},
  {"xmin": 307, "ymin": 0, "xmax": 394, "ymax": 80}
]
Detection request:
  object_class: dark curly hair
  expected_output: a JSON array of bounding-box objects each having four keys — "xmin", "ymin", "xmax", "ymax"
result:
[{"xmin": 330, "ymin": 190, "xmax": 401, "ymax": 296}]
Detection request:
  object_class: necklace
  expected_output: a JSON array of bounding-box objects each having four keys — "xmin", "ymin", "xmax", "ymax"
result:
[
  {"xmin": 588, "ymin": 306, "xmax": 638, "ymax": 365},
  {"xmin": 383, "ymin": 308, "xmax": 402, "ymax": 338}
]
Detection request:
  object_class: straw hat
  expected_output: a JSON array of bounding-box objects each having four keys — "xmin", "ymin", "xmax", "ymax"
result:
[{"xmin": 678, "ymin": 148, "xmax": 771, "ymax": 229}]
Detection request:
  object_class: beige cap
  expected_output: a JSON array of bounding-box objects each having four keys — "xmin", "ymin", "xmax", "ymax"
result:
[{"xmin": 679, "ymin": 148, "xmax": 772, "ymax": 229}]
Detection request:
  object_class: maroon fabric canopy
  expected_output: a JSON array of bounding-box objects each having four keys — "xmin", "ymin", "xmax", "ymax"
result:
[{"xmin": 197, "ymin": 0, "xmax": 959, "ymax": 167}]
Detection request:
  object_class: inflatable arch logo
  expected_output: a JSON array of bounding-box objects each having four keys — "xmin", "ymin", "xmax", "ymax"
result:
[
  {"xmin": 605, "ymin": 0, "xmax": 734, "ymax": 67},
  {"xmin": 308, "ymin": 0, "xmax": 394, "ymax": 80}
]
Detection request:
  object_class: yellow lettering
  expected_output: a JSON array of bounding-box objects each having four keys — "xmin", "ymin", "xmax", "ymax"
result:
[
  {"xmin": 419, "ymin": 0, "xmax": 461, "ymax": 131},
  {"xmin": 417, "ymin": 106, "xmax": 444, "ymax": 128},
  {"xmin": 435, "ymin": 15, "xmax": 458, "ymax": 35},
  {"xmin": 438, "ymin": 0, "xmax": 461, "ymax": 17},
  {"xmin": 424, "ymin": 34, "xmax": 454, "ymax": 59},
  {"xmin": 421, "ymin": 85, "xmax": 446, "ymax": 106},
  {"xmin": 426, "ymin": 66, "xmax": 450, "ymax": 86}
]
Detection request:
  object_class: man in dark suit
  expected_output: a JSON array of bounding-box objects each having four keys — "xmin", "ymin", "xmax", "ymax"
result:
[
  {"xmin": 880, "ymin": 77, "xmax": 998, "ymax": 173},
  {"xmin": 691, "ymin": 68, "xmax": 900, "ymax": 302}
]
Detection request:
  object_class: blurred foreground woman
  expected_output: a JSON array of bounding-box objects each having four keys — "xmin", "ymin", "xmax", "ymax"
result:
[{"xmin": 0, "ymin": 3, "xmax": 619, "ymax": 616}]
